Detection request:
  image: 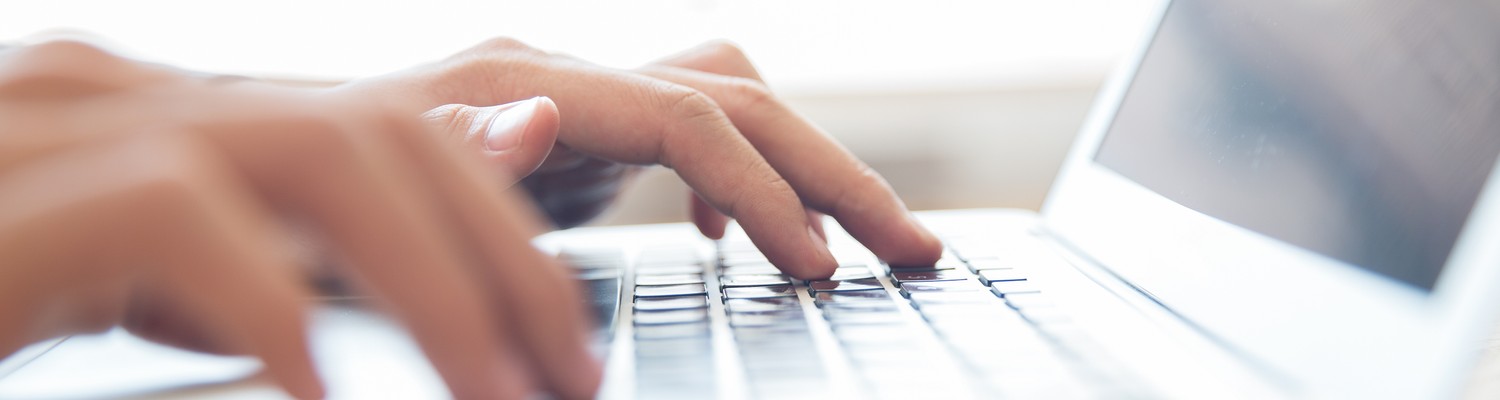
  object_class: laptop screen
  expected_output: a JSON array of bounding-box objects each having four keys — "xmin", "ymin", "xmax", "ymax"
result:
[{"xmin": 1094, "ymin": 0, "xmax": 1500, "ymax": 291}]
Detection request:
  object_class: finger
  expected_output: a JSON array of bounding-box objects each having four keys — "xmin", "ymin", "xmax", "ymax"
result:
[
  {"xmin": 420, "ymin": 96, "xmax": 560, "ymax": 184},
  {"xmin": 807, "ymin": 209, "xmax": 827, "ymax": 241},
  {"xmin": 650, "ymin": 40, "xmax": 764, "ymax": 81},
  {"xmin": 637, "ymin": 66, "xmax": 943, "ymax": 265},
  {"xmin": 690, "ymin": 192, "xmax": 730, "ymax": 240},
  {"xmin": 192, "ymin": 103, "xmax": 527, "ymax": 399},
  {"xmin": 0, "ymin": 132, "xmax": 321, "ymax": 399},
  {"xmin": 380, "ymin": 111, "xmax": 602, "ymax": 398}
]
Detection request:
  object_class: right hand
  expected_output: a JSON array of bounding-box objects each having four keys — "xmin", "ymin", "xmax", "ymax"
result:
[{"xmin": 0, "ymin": 41, "xmax": 597, "ymax": 399}]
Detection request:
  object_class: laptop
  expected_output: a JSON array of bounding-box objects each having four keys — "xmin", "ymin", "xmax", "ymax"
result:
[{"xmin": 2, "ymin": 0, "xmax": 1498, "ymax": 398}]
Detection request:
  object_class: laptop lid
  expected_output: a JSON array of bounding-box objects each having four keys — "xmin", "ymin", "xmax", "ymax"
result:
[{"xmin": 1041, "ymin": 0, "xmax": 1500, "ymax": 398}]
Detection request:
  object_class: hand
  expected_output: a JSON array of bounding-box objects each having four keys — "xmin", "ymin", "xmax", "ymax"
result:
[
  {"xmin": 337, "ymin": 38, "xmax": 944, "ymax": 278},
  {"xmin": 0, "ymin": 42, "xmax": 598, "ymax": 399}
]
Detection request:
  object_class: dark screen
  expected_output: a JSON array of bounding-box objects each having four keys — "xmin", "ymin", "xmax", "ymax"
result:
[{"xmin": 1095, "ymin": 0, "xmax": 1500, "ymax": 290}]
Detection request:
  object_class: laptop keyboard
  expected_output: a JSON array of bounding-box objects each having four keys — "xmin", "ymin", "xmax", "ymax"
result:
[{"xmin": 564, "ymin": 232, "xmax": 1143, "ymax": 400}]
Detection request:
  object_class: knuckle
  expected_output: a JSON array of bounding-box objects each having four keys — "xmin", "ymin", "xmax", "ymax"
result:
[
  {"xmin": 705, "ymin": 39, "xmax": 749, "ymax": 61},
  {"xmin": 472, "ymin": 37, "xmax": 542, "ymax": 55},
  {"xmin": 13, "ymin": 40, "xmax": 115, "ymax": 64},
  {"xmin": 721, "ymin": 77, "xmax": 777, "ymax": 113},
  {"xmin": 661, "ymin": 86, "xmax": 723, "ymax": 123}
]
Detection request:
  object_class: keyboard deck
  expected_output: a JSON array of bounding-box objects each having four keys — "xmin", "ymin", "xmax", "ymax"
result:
[{"xmin": 564, "ymin": 229, "xmax": 1143, "ymax": 400}]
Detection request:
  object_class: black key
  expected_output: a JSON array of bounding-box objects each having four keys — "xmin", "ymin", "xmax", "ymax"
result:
[
  {"xmin": 890, "ymin": 270, "xmax": 969, "ymax": 285},
  {"xmin": 635, "ymin": 321, "xmax": 710, "ymax": 339},
  {"xmin": 725, "ymin": 297, "xmax": 801, "ymax": 313},
  {"xmin": 990, "ymin": 280, "xmax": 1041, "ymax": 297},
  {"xmin": 807, "ymin": 277, "xmax": 884, "ymax": 293},
  {"xmin": 720, "ymin": 274, "xmax": 792, "ymax": 288},
  {"xmin": 636, "ymin": 273, "xmax": 705, "ymax": 286},
  {"xmin": 635, "ymin": 283, "xmax": 707, "ymax": 298},
  {"xmin": 636, "ymin": 265, "xmax": 705, "ymax": 276},
  {"xmin": 813, "ymin": 290, "xmax": 891, "ymax": 304},
  {"xmin": 976, "ymin": 269, "xmax": 1026, "ymax": 285},
  {"xmin": 634, "ymin": 295, "xmax": 709, "ymax": 311},
  {"xmin": 634, "ymin": 308, "xmax": 709, "ymax": 325},
  {"xmin": 886, "ymin": 257, "xmax": 965, "ymax": 272},
  {"xmin": 898, "ymin": 280, "xmax": 985, "ymax": 295},
  {"xmin": 723, "ymin": 284, "xmax": 798, "ymax": 299}
]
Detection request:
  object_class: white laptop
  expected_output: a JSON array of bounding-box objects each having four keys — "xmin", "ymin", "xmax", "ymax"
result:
[{"xmin": 2, "ymin": 0, "xmax": 1498, "ymax": 399}]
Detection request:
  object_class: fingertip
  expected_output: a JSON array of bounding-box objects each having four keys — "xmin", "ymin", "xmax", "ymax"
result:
[
  {"xmin": 527, "ymin": 96, "xmax": 560, "ymax": 143},
  {"xmin": 795, "ymin": 225, "xmax": 838, "ymax": 280},
  {"xmin": 690, "ymin": 193, "xmax": 728, "ymax": 240},
  {"xmin": 872, "ymin": 213, "xmax": 944, "ymax": 265}
]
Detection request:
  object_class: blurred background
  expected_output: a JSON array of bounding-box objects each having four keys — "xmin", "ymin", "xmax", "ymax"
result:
[{"xmin": 0, "ymin": 0, "xmax": 1158, "ymax": 225}]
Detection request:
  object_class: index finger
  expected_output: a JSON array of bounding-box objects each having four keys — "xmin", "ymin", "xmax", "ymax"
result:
[{"xmin": 637, "ymin": 63, "xmax": 943, "ymax": 266}]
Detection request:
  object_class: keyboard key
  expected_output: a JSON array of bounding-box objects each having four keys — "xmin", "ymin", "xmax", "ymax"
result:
[
  {"xmin": 721, "ymin": 255, "xmax": 771, "ymax": 267},
  {"xmin": 723, "ymin": 284, "xmax": 798, "ymax": 299},
  {"xmin": 731, "ymin": 324, "xmax": 812, "ymax": 342},
  {"xmin": 720, "ymin": 274, "xmax": 792, "ymax": 287},
  {"xmin": 635, "ymin": 337, "xmax": 712, "ymax": 358},
  {"xmin": 897, "ymin": 280, "xmax": 985, "ymax": 295},
  {"xmin": 728, "ymin": 310, "xmax": 805, "ymax": 327},
  {"xmin": 574, "ymin": 268, "xmax": 619, "ymax": 281},
  {"xmin": 830, "ymin": 324, "xmax": 919, "ymax": 345},
  {"xmin": 824, "ymin": 311, "xmax": 906, "ymax": 326},
  {"xmin": 637, "ymin": 246, "xmax": 705, "ymax": 266},
  {"xmin": 907, "ymin": 290, "xmax": 1002, "ymax": 305},
  {"xmin": 829, "ymin": 266, "xmax": 876, "ymax": 281},
  {"xmin": 559, "ymin": 247, "xmax": 625, "ymax": 269},
  {"xmin": 635, "ymin": 283, "xmax": 707, "ymax": 298},
  {"xmin": 813, "ymin": 290, "xmax": 891, "ymax": 304},
  {"xmin": 577, "ymin": 272, "xmax": 620, "ymax": 333},
  {"xmin": 1002, "ymin": 292, "xmax": 1054, "ymax": 309},
  {"xmin": 634, "ymin": 308, "xmax": 709, "ymax": 325},
  {"xmin": 807, "ymin": 277, "xmax": 884, "ymax": 293},
  {"xmin": 720, "ymin": 264, "xmax": 782, "ymax": 276},
  {"xmin": 1018, "ymin": 308, "xmax": 1072, "ymax": 326},
  {"xmin": 636, "ymin": 264, "xmax": 706, "ymax": 276},
  {"xmin": 886, "ymin": 257, "xmax": 966, "ymax": 271},
  {"xmin": 634, "ymin": 321, "xmax": 710, "ymax": 339},
  {"xmin": 820, "ymin": 301, "xmax": 901, "ymax": 314},
  {"xmin": 725, "ymin": 297, "xmax": 801, "ymax": 313},
  {"xmin": 990, "ymin": 281, "xmax": 1041, "ymax": 297},
  {"xmin": 965, "ymin": 257, "xmax": 1012, "ymax": 271},
  {"xmin": 977, "ymin": 269, "xmax": 1026, "ymax": 285},
  {"xmin": 636, "ymin": 273, "xmax": 705, "ymax": 286},
  {"xmin": 890, "ymin": 270, "xmax": 969, "ymax": 285},
  {"xmin": 634, "ymin": 295, "xmax": 709, "ymax": 311}
]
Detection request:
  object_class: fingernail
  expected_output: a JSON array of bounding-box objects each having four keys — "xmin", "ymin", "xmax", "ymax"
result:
[{"xmin": 485, "ymin": 97, "xmax": 542, "ymax": 152}]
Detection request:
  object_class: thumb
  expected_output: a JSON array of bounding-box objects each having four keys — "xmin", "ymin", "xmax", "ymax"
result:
[{"xmin": 421, "ymin": 96, "xmax": 560, "ymax": 183}]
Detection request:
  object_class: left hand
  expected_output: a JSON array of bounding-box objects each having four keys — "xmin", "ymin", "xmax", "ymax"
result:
[{"xmin": 336, "ymin": 39, "xmax": 943, "ymax": 279}]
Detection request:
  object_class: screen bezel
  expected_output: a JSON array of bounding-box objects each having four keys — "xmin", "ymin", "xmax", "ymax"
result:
[{"xmin": 1041, "ymin": 1, "xmax": 1500, "ymax": 397}]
